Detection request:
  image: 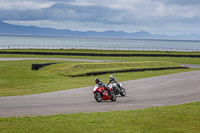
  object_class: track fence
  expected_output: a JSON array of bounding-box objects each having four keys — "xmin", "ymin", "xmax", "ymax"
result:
[{"xmin": 0, "ymin": 45, "xmax": 199, "ymax": 52}]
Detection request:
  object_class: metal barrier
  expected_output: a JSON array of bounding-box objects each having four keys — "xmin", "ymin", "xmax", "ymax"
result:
[{"xmin": 0, "ymin": 45, "xmax": 199, "ymax": 52}]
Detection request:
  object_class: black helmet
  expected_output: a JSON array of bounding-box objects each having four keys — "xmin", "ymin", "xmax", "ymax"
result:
[{"xmin": 95, "ymin": 78, "xmax": 100, "ymax": 84}]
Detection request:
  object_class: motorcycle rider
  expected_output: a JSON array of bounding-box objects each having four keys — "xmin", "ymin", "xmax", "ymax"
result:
[
  {"xmin": 107, "ymin": 75, "xmax": 121, "ymax": 89},
  {"xmin": 95, "ymin": 78, "xmax": 111, "ymax": 96}
]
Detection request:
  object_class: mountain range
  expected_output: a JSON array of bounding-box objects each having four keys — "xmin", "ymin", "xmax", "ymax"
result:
[{"xmin": 0, "ymin": 21, "xmax": 200, "ymax": 40}]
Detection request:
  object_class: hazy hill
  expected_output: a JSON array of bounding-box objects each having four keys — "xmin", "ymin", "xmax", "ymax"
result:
[{"xmin": 0, "ymin": 21, "xmax": 199, "ymax": 40}]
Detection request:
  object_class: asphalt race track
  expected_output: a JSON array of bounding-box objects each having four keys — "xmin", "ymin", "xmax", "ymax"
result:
[
  {"xmin": 0, "ymin": 57, "xmax": 123, "ymax": 62},
  {"xmin": 0, "ymin": 58, "xmax": 200, "ymax": 117}
]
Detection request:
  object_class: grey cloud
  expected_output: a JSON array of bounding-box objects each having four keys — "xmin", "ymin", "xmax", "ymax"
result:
[
  {"xmin": 0, "ymin": 0, "xmax": 200, "ymax": 34},
  {"xmin": 0, "ymin": 2, "xmax": 123, "ymax": 24},
  {"xmin": 155, "ymin": 0, "xmax": 200, "ymax": 6}
]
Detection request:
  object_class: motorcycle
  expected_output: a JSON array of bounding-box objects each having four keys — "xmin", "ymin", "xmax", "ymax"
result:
[
  {"xmin": 93, "ymin": 85, "xmax": 117, "ymax": 102},
  {"xmin": 109, "ymin": 82, "xmax": 126, "ymax": 96}
]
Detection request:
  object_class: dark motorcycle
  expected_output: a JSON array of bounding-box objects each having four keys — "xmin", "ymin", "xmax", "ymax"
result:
[{"xmin": 109, "ymin": 83, "xmax": 126, "ymax": 96}]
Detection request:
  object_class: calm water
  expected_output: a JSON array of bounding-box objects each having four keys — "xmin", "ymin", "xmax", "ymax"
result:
[{"xmin": 0, "ymin": 35, "xmax": 200, "ymax": 51}]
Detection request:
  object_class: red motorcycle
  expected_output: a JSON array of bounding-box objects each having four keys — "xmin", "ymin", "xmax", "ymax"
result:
[{"xmin": 93, "ymin": 85, "xmax": 117, "ymax": 102}]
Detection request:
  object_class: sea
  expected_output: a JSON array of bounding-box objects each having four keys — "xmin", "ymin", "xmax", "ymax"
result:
[{"xmin": 0, "ymin": 35, "xmax": 200, "ymax": 51}]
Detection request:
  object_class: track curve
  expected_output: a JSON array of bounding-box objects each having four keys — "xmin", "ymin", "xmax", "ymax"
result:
[{"xmin": 0, "ymin": 70, "xmax": 200, "ymax": 117}]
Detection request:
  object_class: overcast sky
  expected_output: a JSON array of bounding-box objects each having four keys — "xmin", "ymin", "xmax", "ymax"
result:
[{"xmin": 0, "ymin": 0, "xmax": 200, "ymax": 35}]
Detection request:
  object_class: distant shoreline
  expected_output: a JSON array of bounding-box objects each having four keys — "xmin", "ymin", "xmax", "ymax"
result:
[
  {"xmin": 0, "ymin": 35, "xmax": 200, "ymax": 51},
  {"xmin": 0, "ymin": 33, "xmax": 200, "ymax": 42}
]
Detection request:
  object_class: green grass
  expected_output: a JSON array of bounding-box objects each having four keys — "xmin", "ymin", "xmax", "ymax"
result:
[
  {"xmin": 48, "ymin": 61, "xmax": 184, "ymax": 76},
  {"xmin": 0, "ymin": 50, "xmax": 200, "ymax": 96},
  {"xmin": 0, "ymin": 50, "xmax": 199, "ymax": 132},
  {"xmin": 1, "ymin": 53, "xmax": 200, "ymax": 65},
  {"xmin": 0, "ymin": 59, "xmax": 197, "ymax": 97},
  {"xmin": 1, "ymin": 48, "xmax": 200, "ymax": 55},
  {"xmin": 0, "ymin": 101, "xmax": 199, "ymax": 133}
]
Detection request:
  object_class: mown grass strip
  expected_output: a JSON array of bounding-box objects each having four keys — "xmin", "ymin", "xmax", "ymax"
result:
[
  {"xmin": 1, "ymin": 53, "xmax": 200, "ymax": 65},
  {"xmin": 67, "ymin": 66, "xmax": 189, "ymax": 77},
  {"xmin": 0, "ymin": 60, "xmax": 195, "ymax": 97},
  {"xmin": 49, "ymin": 61, "xmax": 185, "ymax": 76},
  {"xmin": 1, "ymin": 50, "xmax": 200, "ymax": 58},
  {"xmin": 0, "ymin": 101, "xmax": 199, "ymax": 133},
  {"xmin": 1, "ymin": 49, "xmax": 200, "ymax": 55}
]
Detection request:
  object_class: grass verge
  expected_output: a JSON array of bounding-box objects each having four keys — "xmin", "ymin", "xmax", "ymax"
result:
[
  {"xmin": 1, "ymin": 49, "xmax": 200, "ymax": 55},
  {"xmin": 0, "ymin": 50, "xmax": 199, "ymax": 133},
  {"xmin": 0, "ymin": 60, "xmax": 197, "ymax": 97},
  {"xmin": 0, "ymin": 60, "xmax": 199, "ymax": 96},
  {"xmin": 0, "ymin": 101, "xmax": 199, "ymax": 133},
  {"xmin": 1, "ymin": 53, "xmax": 200, "ymax": 65},
  {"xmin": 49, "ymin": 61, "xmax": 187, "ymax": 77}
]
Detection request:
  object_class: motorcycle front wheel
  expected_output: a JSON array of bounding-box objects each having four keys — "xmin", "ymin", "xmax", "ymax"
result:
[
  {"xmin": 113, "ymin": 87, "xmax": 120, "ymax": 95},
  {"xmin": 110, "ymin": 91, "xmax": 117, "ymax": 101},
  {"xmin": 94, "ymin": 92, "xmax": 102, "ymax": 102},
  {"xmin": 120, "ymin": 87, "xmax": 126, "ymax": 96}
]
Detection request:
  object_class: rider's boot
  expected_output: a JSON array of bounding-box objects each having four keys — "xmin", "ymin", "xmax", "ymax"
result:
[
  {"xmin": 107, "ymin": 89, "xmax": 112, "ymax": 97},
  {"xmin": 117, "ymin": 83, "xmax": 121, "ymax": 90}
]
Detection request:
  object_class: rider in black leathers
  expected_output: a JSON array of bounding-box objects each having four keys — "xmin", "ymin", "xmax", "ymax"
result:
[{"xmin": 95, "ymin": 78, "xmax": 111, "ymax": 96}]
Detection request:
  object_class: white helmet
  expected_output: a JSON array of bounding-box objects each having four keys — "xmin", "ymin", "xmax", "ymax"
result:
[{"xmin": 109, "ymin": 75, "xmax": 114, "ymax": 79}]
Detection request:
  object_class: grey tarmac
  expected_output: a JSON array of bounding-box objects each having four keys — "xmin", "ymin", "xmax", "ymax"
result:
[
  {"xmin": 0, "ymin": 57, "xmax": 123, "ymax": 62},
  {"xmin": 0, "ymin": 58, "xmax": 200, "ymax": 117},
  {"xmin": 0, "ymin": 70, "xmax": 200, "ymax": 117}
]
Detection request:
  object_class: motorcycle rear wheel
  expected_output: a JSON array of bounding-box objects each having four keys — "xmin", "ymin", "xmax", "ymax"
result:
[
  {"xmin": 120, "ymin": 87, "xmax": 126, "ymax": 96},
  {"xmin": 94, "ymin": 92, "xmax": 102, "ymax": 102}
]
